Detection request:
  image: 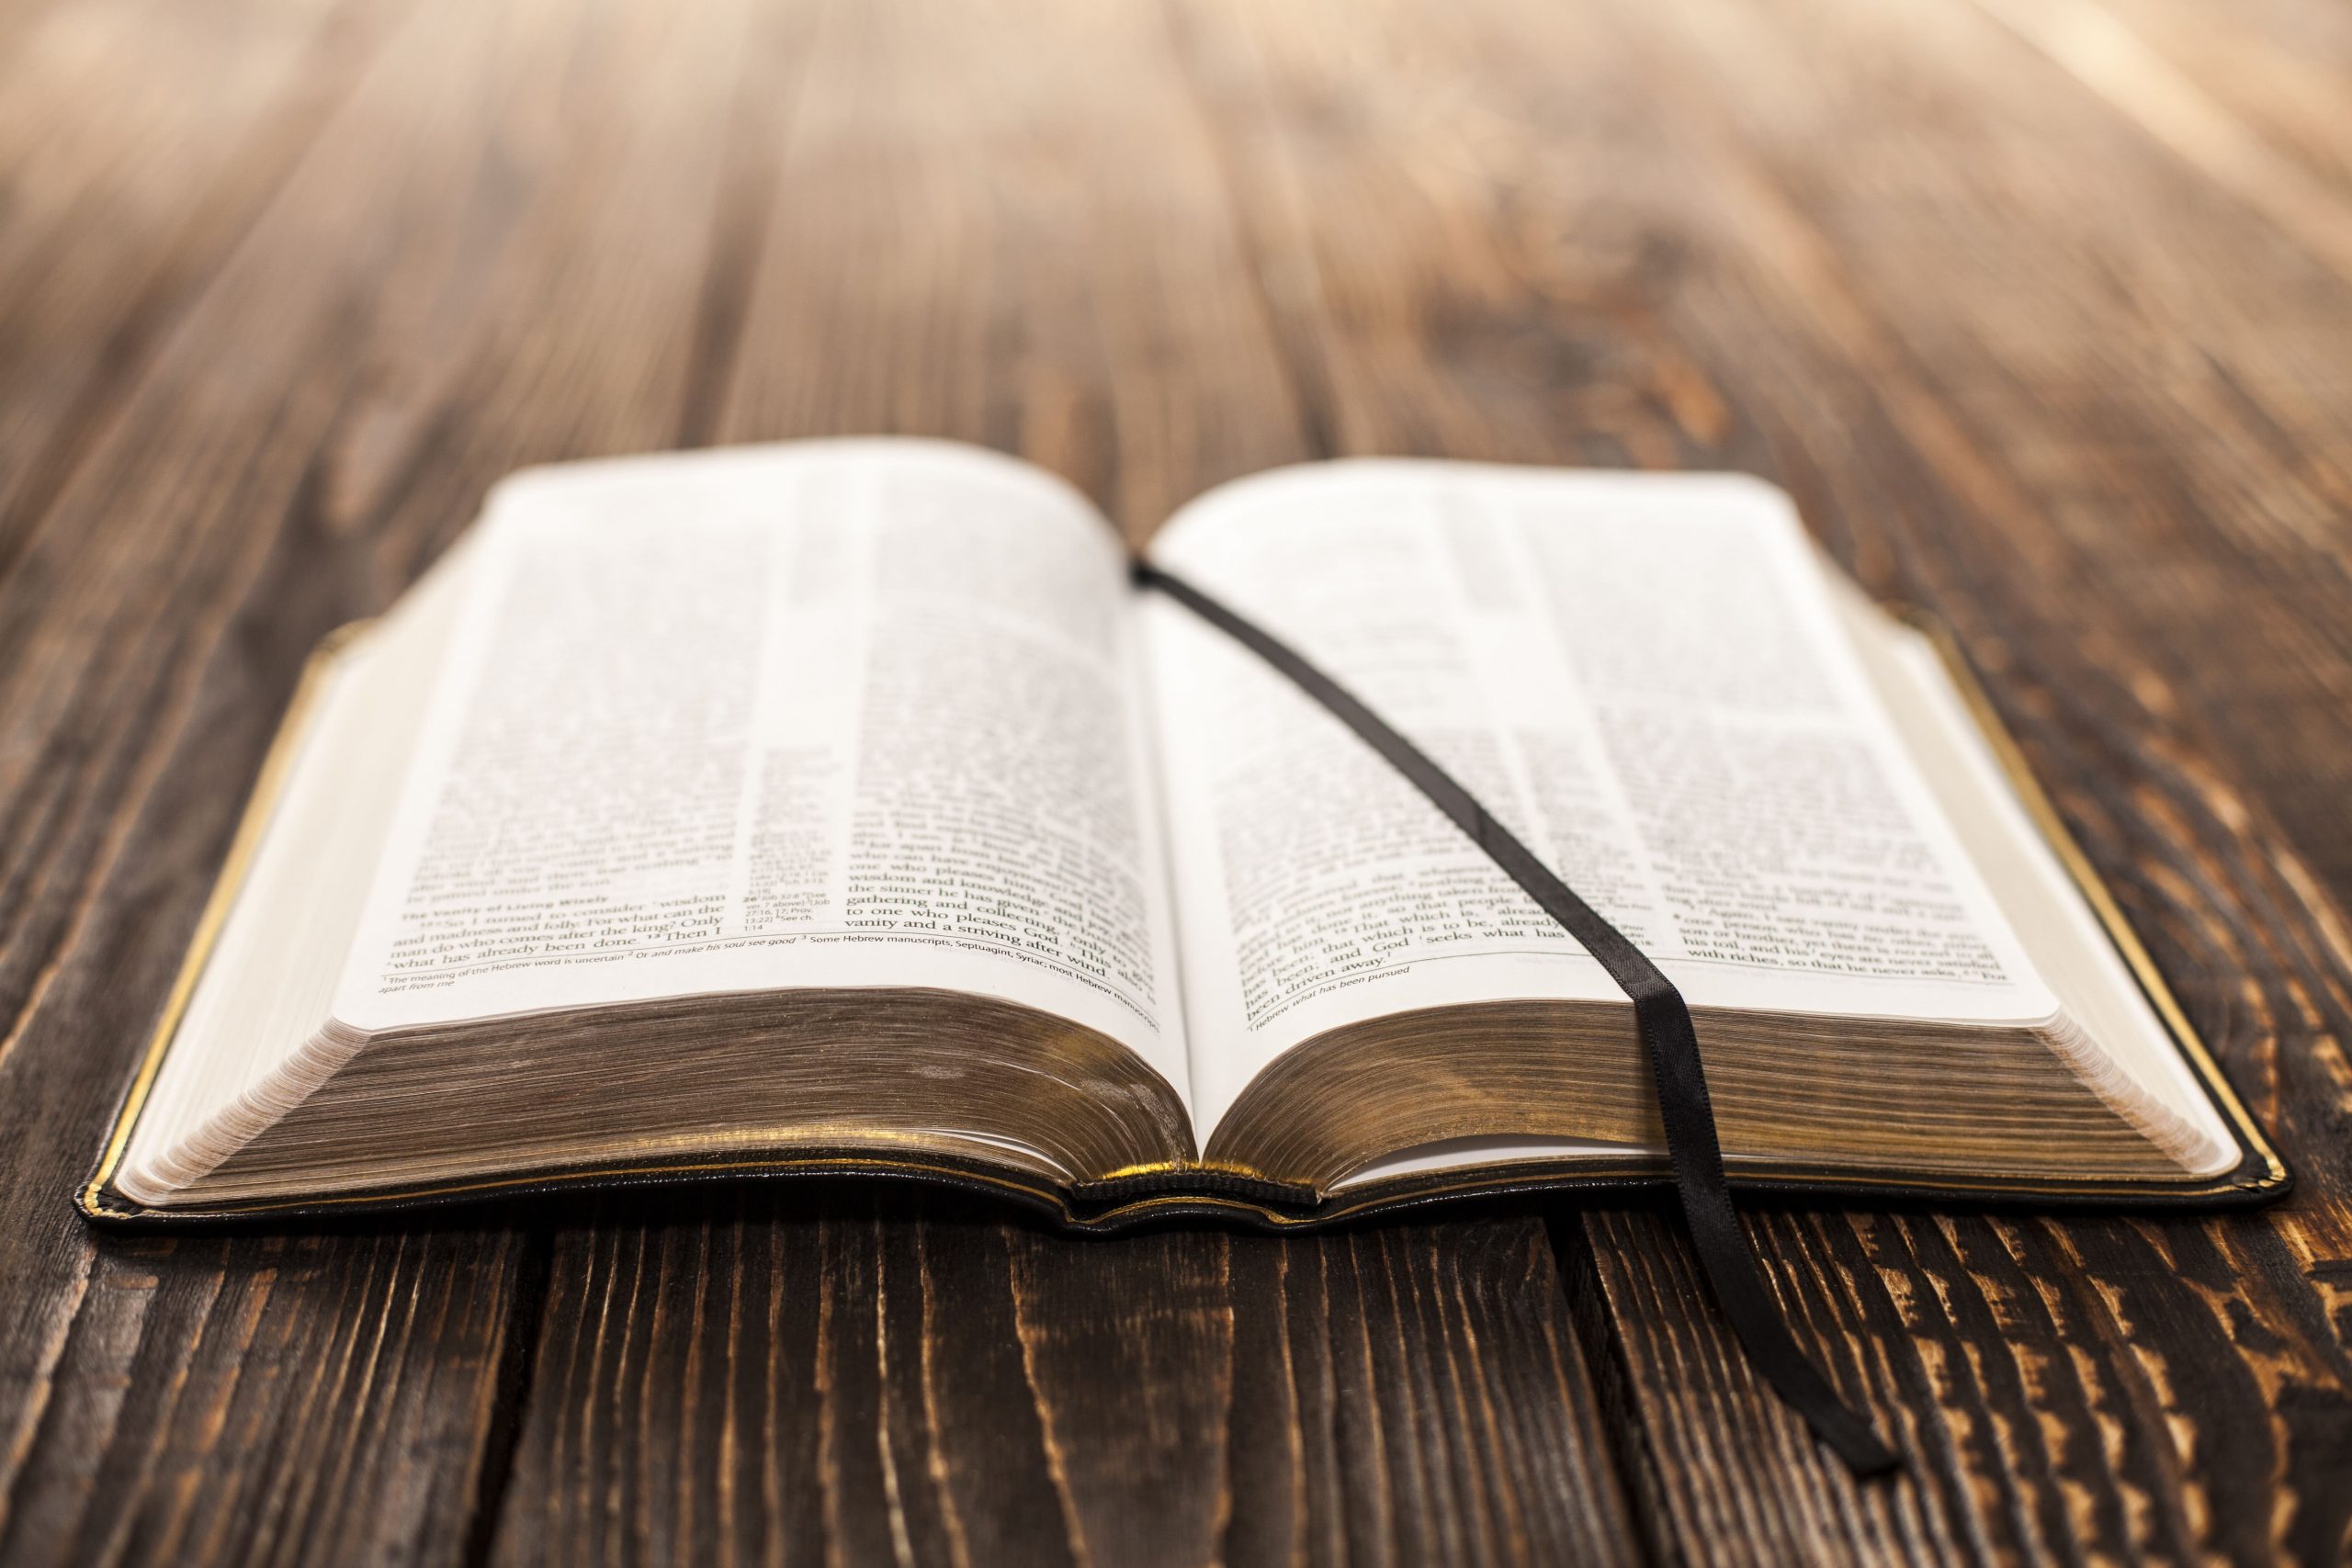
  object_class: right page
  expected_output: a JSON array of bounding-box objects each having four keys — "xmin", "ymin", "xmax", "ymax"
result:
[{"xmin": 1138, "ymin": 461, "xmax": 2063, "ymax": 1143}]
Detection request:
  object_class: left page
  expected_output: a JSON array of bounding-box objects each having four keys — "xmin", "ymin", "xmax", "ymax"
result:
[{"xmin": 329, "ymin": 441, "xmax": 1192, "ymax": 1110}]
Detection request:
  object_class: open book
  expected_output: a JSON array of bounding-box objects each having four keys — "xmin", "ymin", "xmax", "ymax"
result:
[{"xmin": 84, "ymin": 441, "xmax": 2281, "ymax": 1226}]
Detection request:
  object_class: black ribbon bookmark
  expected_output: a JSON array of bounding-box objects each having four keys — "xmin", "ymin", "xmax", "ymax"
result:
[{"xmin": 1134, "ymin": 558, "xmax": 1901, "ymax": 1479}]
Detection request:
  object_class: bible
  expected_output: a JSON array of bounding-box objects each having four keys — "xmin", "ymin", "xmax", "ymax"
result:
[{"xmin": 83, "ymin": 440, "xmax": 2283, "ymax": 1228}]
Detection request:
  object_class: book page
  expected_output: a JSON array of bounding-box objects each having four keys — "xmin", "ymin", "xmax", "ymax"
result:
[
  {"xmin": 332, "ymin": 441, "xmax": 1190, "ymax": 1108},
  {"xmin": 1140, "ymin": 462, "xmax": 2056, "ymax": 1137}
]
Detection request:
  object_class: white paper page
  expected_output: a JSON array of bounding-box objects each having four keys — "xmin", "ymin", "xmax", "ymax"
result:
[
  {"xmin": 333, "ymin": 441, "xmax": 1190, "ymax": 1107},
  {"xmin": 1140, "ymin": 462, "xmax": 2057, "ymax": 1137},
  {"xmin": 1862, "ymin": 616, "xmax": 2233, "ymax": 1170},
  {"xmin": 121, "ymin": 553, "xmax": 477, "ymax": 1198}
]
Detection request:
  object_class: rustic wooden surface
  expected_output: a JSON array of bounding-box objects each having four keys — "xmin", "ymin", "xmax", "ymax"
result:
[{"xmin": 1, "ymin": 0, "xmax": 2347, "ymax": 1561}]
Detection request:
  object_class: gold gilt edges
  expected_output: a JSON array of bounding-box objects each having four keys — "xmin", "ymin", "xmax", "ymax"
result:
[
  {"xmin": 81, "ymin": 623, "xmax": 374, "ymax": 1221},
  {"xmin": 83, "ymin": 609, "xmax": 2289, "ymax": 1227},
  {"xmin": 82, "ymin": 1141, "xmax": 2284, "ymax": 1231},
  {"xmin": 1898, "ymin": 608, "xmax": 2286, "ymax": 1196}
]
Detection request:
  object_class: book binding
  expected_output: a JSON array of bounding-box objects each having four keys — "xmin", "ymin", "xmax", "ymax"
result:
[{"xmin": 79, "ymin": 613, "xmax": 2289, "ymax": 1229}]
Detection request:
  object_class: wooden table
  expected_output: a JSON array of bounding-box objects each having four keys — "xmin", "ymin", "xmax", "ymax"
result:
[{"xmin": 4, "ymin": 0, "xmax": 2349, "ymax": 1562}]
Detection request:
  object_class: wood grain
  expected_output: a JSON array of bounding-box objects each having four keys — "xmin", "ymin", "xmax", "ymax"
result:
[
  {"xmin": 1171, "ymin": 0, "xmax": 2352, "ymax": 1558},
  {"xmin": 489, "ymin": 1192, "xmax": 1635, "ymax": 1568},
  {"xmin": 488, "ymin": 4, "xmax": 1637, "ymax": 1562},
  {"xmin": 0, "ymin": 0, "xmax": 807, "ymax": 1559},
  {"xmin": 0, "ymin": 0, "xmax": 2347, "ymax": 1561}
]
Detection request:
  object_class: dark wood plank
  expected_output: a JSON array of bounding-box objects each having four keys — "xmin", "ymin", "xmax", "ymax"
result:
[
  {"xmin": 0, "ymin": 0, "xmax": 785, "ymax": 1558},
  {"xmin": 1171, "ymin": 0, "xmax": 2352, "ymax": 1558},
  {"xmin": 481, "ymin": 2, "xmax": 1643, "ymax": 1562},
  {"xmin": 0, "ymin": 1226, "xmax": 536, "ymax": 1566},
  {"xmin": 491, "ymin": 1190, "xmax": 1637, "ymax": 1568},
  {"xmin": 707, "ymin": 0, "xmax": 1313, "ymax": 533},
  {"xmin": 0, "ymin": 0, "xmax": 375, "ymax": 563}
]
